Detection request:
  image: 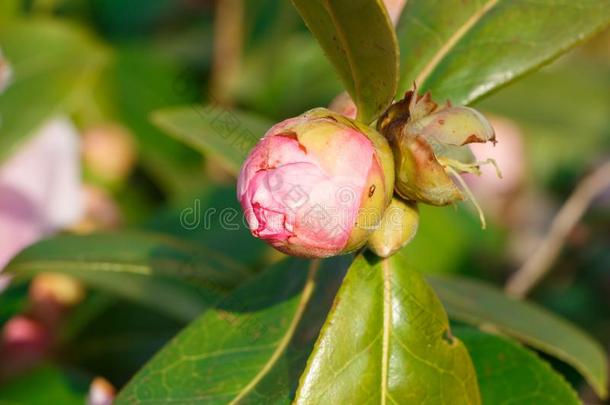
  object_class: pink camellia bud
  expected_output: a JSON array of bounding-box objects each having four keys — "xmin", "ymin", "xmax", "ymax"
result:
[{"xmin": 238, "ymin": 108, "xmax": 394, "ymax": 258}]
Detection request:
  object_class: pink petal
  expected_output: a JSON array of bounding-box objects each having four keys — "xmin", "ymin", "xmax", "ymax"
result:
[{"xmin": 0, "ymin": 118, "xmax": 83, "ymax": 271}]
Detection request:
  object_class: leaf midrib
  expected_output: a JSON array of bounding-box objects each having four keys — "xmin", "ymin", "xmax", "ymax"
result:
[
  {"xmin": 227, "ymin": 259, "xmax": 321, "ymax": 404},
  {"xmin": 381, "ymin": 258, "xmax": 392, "ymax": 404},
  {"xmin": 8, "ymin": 260, "xmax": 232, "ymax": 284},
  {"xmin": 414, "ymin": 0, "xmax": 500, "ymax": 87}
]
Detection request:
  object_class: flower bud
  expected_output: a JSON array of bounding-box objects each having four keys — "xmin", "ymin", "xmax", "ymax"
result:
[
  {"xmin": 238, "ymin": 108, "xmax": 394, "ymax": 258},
  {"xmin": 368, "ymin": 197, "xmax": 419, "ymax": 258},
  {"xmin": 378, "ymin": 91, "xmax": 496, "ymax": 209}
]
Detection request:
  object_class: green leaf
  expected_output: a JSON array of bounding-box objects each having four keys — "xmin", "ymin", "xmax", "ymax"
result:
[
  {"xmin": 5, "ymin": 232, "xmax": 252, "ymax": 322},
  {"xmin": 0, "ymin": 19, "xmax": 108, "ymax": 163},
  {"xmin": 295, "ymin": 253, "xmax": 480, "ymax": 404},
  {"xmin": 428, "ymin": 274, "xmax": 608, "ymax": 398},
  {"xmin": 151, "ymin": 105, "xmax": 273, "ymax": 176},
  {"xmin": 456, "ymin": 328, "xmax": 580, "ymax": 405},
  {"xmin": 291, "ymin": 0, "xmax": 399, "ymax": 123},
  {"xmin": 116, "ymin": 256, "xmax": 350, "ymax": 404},
  {"xmin": 397, "ymin": 0, "xmax": 610, "ymax": 104},
  {"xmin": 0, "ymin": 365, "xmax": 87, "ymax": 405}
]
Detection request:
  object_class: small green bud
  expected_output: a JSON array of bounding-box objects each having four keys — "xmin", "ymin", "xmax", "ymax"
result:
[{"xmin": 367, "ymin": 197, "xmax": 419, "ymax": 258}]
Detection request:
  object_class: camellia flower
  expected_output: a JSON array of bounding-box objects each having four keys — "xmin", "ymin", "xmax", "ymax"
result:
[{"xmin": 237, "ymin": 108, "xmax": 394, "ymax": 258}]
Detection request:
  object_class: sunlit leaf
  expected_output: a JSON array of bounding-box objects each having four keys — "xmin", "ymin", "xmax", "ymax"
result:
[
  {"xmin": 295, "ymin": 253, "xmax": 480, "ymax": 404},
  {"xmin": 457, "ymin": 328, "xmax": 580, "ymax": 405},
  {"xmin": 152, "ymin": 105, "xmax": 272, "ymax": 176},
  {"xmin": 429, "ymin": 274, "xmax": 608, "ymax": 398},
  {"xmin": 291, "ymin": 0, "xmax": 398, "ymax": 122},
  {"xmin": 397, "ymin": 0, "xmax": 610, "ymax": 104},
  {"xmin": 116, "ymin": 257, "xmax": 350, "ymax": 404}
]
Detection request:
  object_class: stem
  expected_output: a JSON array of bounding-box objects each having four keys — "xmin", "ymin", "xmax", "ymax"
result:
[
  {"xmin": 505, "ymin": 160, "xmax": 610, "ymax": 298},
  {"xmin": 211, "ymin": 0, "xmax": 244, "ymax": 106}
]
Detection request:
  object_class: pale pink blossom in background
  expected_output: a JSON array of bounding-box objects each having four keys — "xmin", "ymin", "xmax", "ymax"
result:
[
  {"xmin": 0, "ymin": 118, "xmax": 83, "ymax": 280},
  {"xmin": 87, "ymin": 377, "xmax": 116, "ymax": 405},
  {"xmin": 0, "ymin": 48, "xmax": 12, "ymax": 93},
  {"xmin": 467, "ymin": 116, "xmax": 527, "ymax": 196},
  {"xmin": 384, "ymin": 0, "xmax": 407, "ymax": 25},
  {"xmin": 462, "ymin": 115, "xmax": 528, "ymax": 228}
]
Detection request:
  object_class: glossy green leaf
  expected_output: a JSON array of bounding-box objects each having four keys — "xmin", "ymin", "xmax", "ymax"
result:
[
  {"xmin": 152, "ymin": 105, "xmax": 273, "ymax": 176},
  {"xmin": 428, "ymin": 274, "xmax": 608, "ymax": 398},
  {"xmin": 5, "ymin": 232, "xmax": 252, "ymax": 322},
  {"xmin": 116, "ymin": 256, "xmax": 350, "ymax": 404},
  {"xmin": 456, "ymin": 328, "xmax": 580, "ymax": 405},
  {"xmin": 291, "ymin": 0, "xmax": 398, "ymax": 123},
  {"xmin": 397, "ymin": 0, "xmax": 610, "ymax": 104},
  {"xmin": 295, "ymin": 253, "xmax": 480, "ymax": 404},
  {"xmin": 0, "ymin": 19, "xmax": 108, "ymax": 163}
]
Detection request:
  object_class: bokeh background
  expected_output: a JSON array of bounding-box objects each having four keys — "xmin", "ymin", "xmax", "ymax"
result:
[{"xmin": 0, "ymin": 0, "xmax": 609, "ymax": 403}]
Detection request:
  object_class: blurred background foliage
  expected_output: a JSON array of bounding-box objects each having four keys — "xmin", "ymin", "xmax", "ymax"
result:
[{"xmin": 0, "ymin": 0, "xmax": 609, "ymax": 402}]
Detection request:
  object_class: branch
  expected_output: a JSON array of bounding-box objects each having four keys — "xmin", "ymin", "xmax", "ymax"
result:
[{"xmin": 505, "ymin": 160, "xmax": 610, "ymax": 298}]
